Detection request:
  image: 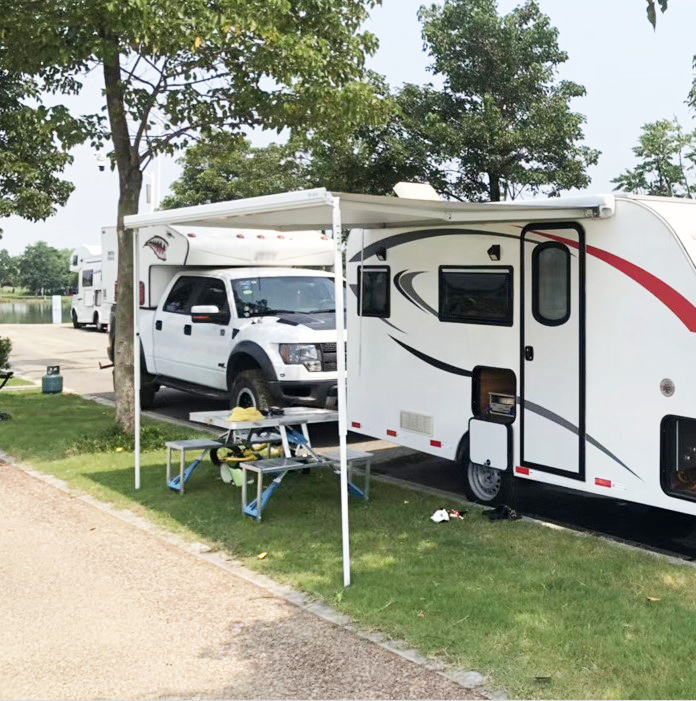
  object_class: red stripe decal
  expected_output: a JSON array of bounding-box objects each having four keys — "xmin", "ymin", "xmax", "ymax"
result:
[
  {"xmin": 595, "ymin": 477, "xmax": 612, "ymax": 488},
  {"xmin": 536, "ymin": 231, "xmax": 696, "ymax": 332},
  {"xmin": 515, "ymin": 466, "xmax": 530, "ymax": 475}
]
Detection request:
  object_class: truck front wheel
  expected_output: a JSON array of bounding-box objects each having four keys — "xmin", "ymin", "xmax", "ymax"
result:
[{"xmin": 230, "ymin": 369, "xmax": 274, "ymax": 410}]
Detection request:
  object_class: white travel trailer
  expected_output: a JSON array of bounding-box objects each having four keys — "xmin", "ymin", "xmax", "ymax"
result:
[{"xmin": 346, "ymin": 193, "xmax": 696, "ymax": 518}]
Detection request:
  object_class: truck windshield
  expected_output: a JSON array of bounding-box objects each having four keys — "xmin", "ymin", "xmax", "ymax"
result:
[{"xmin": 231, "ymin": 276, "xmax": 337, "ymax": 318}]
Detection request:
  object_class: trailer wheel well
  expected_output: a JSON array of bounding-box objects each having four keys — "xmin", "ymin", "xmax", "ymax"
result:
[{"xmin": 456, "ymin": 431, "xmax": 470, "ymax": 465}]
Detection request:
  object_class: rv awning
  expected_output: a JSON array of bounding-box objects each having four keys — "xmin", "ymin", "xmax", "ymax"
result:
[{"xmin": 124, "ymin": 189, "xmax": 615, "ymax": 232}]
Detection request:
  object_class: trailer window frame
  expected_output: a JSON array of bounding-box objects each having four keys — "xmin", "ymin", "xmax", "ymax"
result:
[
  {"xmin": 357, "ymin": 265, "xmax": 391, "ymax": 318},
  {"xmin": 438, "ymin": 265, "xmax": 514, "ymax": 327},
  {"xmin": 532, "ymin": 242, "xmax": 571, "ymax": 326}
]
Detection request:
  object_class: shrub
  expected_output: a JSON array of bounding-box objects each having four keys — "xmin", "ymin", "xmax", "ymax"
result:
[{"xmin": 0, "ymin": 337, "xmax": 11, "ymax": 369}]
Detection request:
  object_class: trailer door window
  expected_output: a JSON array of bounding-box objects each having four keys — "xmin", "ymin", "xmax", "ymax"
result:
[
  {"xmin": 358, "ymin": 266, "xmax": 390, "ymax": 318},
  {"xmin": 163, "ymin": 276, "xmax": 200, "ymax": 314},
  {"xmin": 439, "ymin": 267, "xmax": 513, "ymax": 326},
  {"xmin": 82, "ymin": 269, "xmax": 94, "ymax": 287},
  {"xmin": 533, "ymin": 243, "xmax": 570, "ymax": 325}
]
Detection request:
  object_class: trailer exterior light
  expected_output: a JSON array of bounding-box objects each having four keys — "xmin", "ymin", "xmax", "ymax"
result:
[
  {"xmin": 351, "ymin": 421, "xmax": 361, "ymax": 429},
  {"xmin": 187, "ymin": 233, "xmax": 196, "ymax": 238},
  {"xmin": 236, "ymin": 234, "xmax": 245, "ymax": 238},
  {"xmin": 278, "ymin": 343, "xmax": 321, "ymax": 370},
  {"xmin": 487, "ymin": 245, "xmax": 501, "ymax": 261},
  {"xmin": 257, "ymin": 234, "xmax": 265, "ymax": 239}
]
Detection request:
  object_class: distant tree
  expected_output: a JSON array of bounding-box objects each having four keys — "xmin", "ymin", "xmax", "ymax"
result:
[
  {"xmin": 17, "ymin": 242, "xmax": 67, "ymax": 295},
  {"xmin": 397, "ymin": 0, "xmax": 599, "ymax": 201},
  {"xmin": 612, "ymin": 120, "xmax": 695, "ymax": 197},
  {"xmin": 0, "ymin": 249, "xmax": 18, "ymax": 288}
]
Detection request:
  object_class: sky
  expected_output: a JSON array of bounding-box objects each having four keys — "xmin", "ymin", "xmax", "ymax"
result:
[{"xmin": 2, "ymin": 0, "xmax": 696, "ymax": 255}]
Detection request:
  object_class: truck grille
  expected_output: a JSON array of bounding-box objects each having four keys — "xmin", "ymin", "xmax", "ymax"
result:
[{"xmin": 319, "ymin": 342, "xmax": 338, "ymax": 372}]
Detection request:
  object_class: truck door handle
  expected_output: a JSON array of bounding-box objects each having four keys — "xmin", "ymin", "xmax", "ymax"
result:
[
  {"xmin": 155, "ymin": 320, "xmax": 162, "ymax": 331},
  {"xmin": 524, "ymin": 345, "xmax": 534, "ymax": 361},
  {"xmin": 184, "ymin": 324, "xmax": 191, "ymax": 336}
]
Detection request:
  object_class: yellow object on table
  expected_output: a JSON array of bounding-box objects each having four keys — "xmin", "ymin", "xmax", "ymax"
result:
[{"xmin": 227, "ymin": 406, "xmax": 265, "ymax": 422}]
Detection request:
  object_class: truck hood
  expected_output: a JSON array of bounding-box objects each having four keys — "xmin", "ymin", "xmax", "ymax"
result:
[{"xmin": 235, "ymin": 312, "xmax": 343, "ymax": 342}]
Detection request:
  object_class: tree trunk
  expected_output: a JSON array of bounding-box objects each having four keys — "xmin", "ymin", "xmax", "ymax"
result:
[
  {"xmin": 488, "ymin": 173, "xmax": 502, "ymax": 202},
  {"xmin": 102, "ymin": 34, "xmax": 143, "ymax": 433}
]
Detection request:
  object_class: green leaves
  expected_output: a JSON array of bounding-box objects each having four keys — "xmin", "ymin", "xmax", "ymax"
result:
[
  {"xmin": 612, "ymin": 119, "xmax": 695, "ymax": 197},
  {"xmin": 646, "ymin": 0, "xmax": 669, "ymax": 29}
]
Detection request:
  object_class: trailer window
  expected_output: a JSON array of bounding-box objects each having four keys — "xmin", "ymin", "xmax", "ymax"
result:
[
  {"xmin": 358, "ymin": 266, "xmax": 390, "ymax": 318},
  {"xmin": 82, "ymin": 269, "xmax": 94, "ymax": 287},
  {"xmin": 439, "ymin": 267, "xmax": 513, "ymax": 326},
  {"xmin": 163, "ymin": 276, "xmax": 200, "ymax": 314},
  {"xmin": 533, "ymin": 243, "xmax": 570, "ymax": 325}
]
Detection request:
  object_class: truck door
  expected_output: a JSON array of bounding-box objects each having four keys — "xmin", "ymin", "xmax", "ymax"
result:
[
  {"xmin": 152, "ymin": 275, "xmax": 202, "ymax": 380},
  {"xmin": 521, "ymin": 224, "xmax": 585, "ymax": 480},
  {"xmin": 187, "ymin": 277, "xmax": 232, "ymax": 390}
]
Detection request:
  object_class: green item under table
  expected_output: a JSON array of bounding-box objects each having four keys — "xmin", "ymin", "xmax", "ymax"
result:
[{"xmin": 165, "ymin": 438, "xmax": 222, "ymax": 493}]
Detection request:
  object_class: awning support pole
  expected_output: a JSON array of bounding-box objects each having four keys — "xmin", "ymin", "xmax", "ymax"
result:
[
  {"xmin": 333, "ymin": 198, "xmax": 350, "ymax": 588},
  {"xmin": 133, "ymin": 227, "xmax": 141, "ymax": 490}
]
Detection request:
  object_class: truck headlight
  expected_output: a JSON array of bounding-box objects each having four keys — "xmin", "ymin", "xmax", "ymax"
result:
[{"xmin": 279, "ymin": 343, "xmax": 321, "ymax": 371}]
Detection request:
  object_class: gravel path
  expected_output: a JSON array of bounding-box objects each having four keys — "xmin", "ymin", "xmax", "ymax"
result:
[{"xmin": 0, "ymin": 464, "xmax": 480, "ymax": 700}]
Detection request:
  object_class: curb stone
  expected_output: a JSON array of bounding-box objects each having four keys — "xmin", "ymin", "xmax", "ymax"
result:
[{"xmin": 0, "ymin": 449, "xmax": 506, "ymax": 700}]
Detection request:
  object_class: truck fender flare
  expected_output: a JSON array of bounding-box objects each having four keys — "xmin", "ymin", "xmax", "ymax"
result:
[{"xmin": 226, "ymin": 341, "xmax": 276, "ymax": 388}]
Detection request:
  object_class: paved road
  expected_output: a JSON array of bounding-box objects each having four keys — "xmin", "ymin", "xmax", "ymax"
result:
[{"xmin": 0, "ymin": 464, "xmax": 478, "ymax": 700}]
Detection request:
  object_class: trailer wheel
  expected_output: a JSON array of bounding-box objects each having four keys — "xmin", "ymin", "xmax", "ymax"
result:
[
  {"xmin": 71, "ymin": 310, "xmax": 83, "ymax": 329},
  {"xmin": 457, "ymin": 433, "xmax": 509, "ymax": 505},
  {"xmin": 230, "ymin": 369, "xmax": 274, "ymax": 409}
]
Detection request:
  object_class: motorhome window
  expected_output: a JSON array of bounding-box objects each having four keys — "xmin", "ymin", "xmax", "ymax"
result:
[
  {"xmin": 163, "ymin": 276, "xmax": 200, "ymax": 314},
  {"xmin": 195, "ymin": 278, "xmax": 230, "ymax": 314},
  {"xmin": 533, "ymin": 243, "xmax": 570, "ymax": 325},
  {"xmin": 72, "ymin": 254, "xmax": 78, "ymax": 267},
  {"xmin": 438, "ymin": 267, "xmax": 513, "ymax": 326},
  {"xmin": 231, "ymin": 276, "xmax": 336, "ymax": 318},
  {"xmin": 357, "ymin": 266, "xmax": 390, "ymax": 318},
  {"xmin": 81, "ymin": 269, "xmax": 94, "ymax": 287}
]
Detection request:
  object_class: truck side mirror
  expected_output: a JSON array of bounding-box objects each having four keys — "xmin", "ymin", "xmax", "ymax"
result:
[{"xmin": 191, "ymin": 305, "xmax": 230, "ymax": 325}]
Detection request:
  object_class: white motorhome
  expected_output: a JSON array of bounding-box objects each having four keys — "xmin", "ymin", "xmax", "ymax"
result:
[
  {"xmin": 70, "ymin": 245, "xmax": 105, "ymax": 330},
  {"xmin": 128, "ymin": 224, "xmax": 338, "ymax": 408},
  {"xmin": 346, "ymin": 193, "xmax": 696, "ymax": 517}
]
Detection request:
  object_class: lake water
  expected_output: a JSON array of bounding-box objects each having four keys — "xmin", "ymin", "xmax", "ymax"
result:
[{"xmin": 0, "ymin": 299, "xmax": 73, "ymax": 324}]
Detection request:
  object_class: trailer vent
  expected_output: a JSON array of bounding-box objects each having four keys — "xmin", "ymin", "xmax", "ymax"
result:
[{"xmin": 400, "ymin": 411, "xmax": 433, "ymax": 436}]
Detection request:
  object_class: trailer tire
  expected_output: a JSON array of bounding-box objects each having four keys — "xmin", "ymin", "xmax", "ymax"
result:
[
  {"xmin": 230, "ymin": 369, "xmax": 274, "ymax": 410},
  {"xmin": 457, "ymin": 433, "xmax": 509, "ymax": 505},
  {"xmin": 71, "ymin": 310, "xmax": 83, "ymax": 329}
]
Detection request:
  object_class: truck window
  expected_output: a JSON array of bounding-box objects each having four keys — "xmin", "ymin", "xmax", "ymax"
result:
[
  {"xmin": 194, "ymin": 278, "xmax": 230, "ymax": 314},
  {"xmin": 82, "ymin": 269, "xmax": 94, "ymax": 287},
  {"xmin": 231, "ymin": 276, "xmax": 336, "ymax": 318},
  {"xmin": 163, "ymin": 276, "xmax": 200, "ymax": 314}
]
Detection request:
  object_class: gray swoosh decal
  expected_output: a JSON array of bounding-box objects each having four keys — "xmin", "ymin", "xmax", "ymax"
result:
[
  {"xmin": 394, "ymin": 270, "xmax": 438, "ymax": 317},
  {"xmin": 389, "ymin": 336, "xmax": 639, "ymax": 481},
  {"xmin": 380, "ymin": 318, "xmax": 405, "ymax": 333},
  {"xmin": 350, "ymin": 228, "xmax": 519, "ymax": 263}
]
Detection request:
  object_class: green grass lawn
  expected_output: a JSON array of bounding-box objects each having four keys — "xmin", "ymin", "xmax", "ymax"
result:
[
  {"xmin": 2, "ymin": 391, "xmax": 696, "ymax": 698},
  {"xmin": 4, "ymin": 376, "xmax": 34, "ymax": 387}
]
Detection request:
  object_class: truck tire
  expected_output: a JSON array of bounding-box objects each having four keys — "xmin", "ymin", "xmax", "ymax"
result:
[
  {"xmin": 457, "ymin": 433, "xmax": 509, "ymax": 505},
  {"xmin": 230, "ymin": 369, "xmax": 274, "ymax": 409},
  {"xmin": 71, "ymin": 310, "xmax": 83, "ymax": 329},
  {"xmin": 140, "ymin": 381, "xmax": 156, "ymax": 410}
]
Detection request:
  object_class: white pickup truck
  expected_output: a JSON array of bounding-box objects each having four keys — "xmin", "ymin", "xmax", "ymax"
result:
[{"xmin": 109, "ymin": 224, "xmax": 339, "ymax": 409}]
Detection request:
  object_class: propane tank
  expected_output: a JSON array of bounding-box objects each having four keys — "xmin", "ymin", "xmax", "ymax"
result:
[{"xmin": 41, "ymin": 365, "xmax": 63, "ymax": 394}]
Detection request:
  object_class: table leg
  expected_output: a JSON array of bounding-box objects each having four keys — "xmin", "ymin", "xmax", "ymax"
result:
[
  {"xmin": 241, "ymin": 465, "xmax": 248, "ymax": 516},
  {"xmin": 166, "ymin": 447, "xmax": 171, "ymax": 485},
  {"xmin": 256, "ymin": 470, "xmax": 263, "ymax": 521},
  {"xmin": 365, "ymin": 459, "xmax": 371, "ymax": 500},
  {"xmin": 280, "ymin": 426, "xmax": 291, "ymax": 458},
  {"xmin": 179, "ymin": 449, "xmax": 185, "ymax": 495},
  {"xmin": 301, "ymin": 423, "xmax": 311, "ymax": 446}
]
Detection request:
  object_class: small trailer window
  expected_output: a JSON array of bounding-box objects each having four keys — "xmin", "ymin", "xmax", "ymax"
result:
[
  {"xmin": 81, "ymin": 269, "xmax": 94, "ymax": 287},
  {"xmin": 438, "ymin": 267, "xmax": 513, "ymax": 326},
  {"xmin": 661, "ymin": 415, "xmax": 696, "ymax": 502},
  {"xmin": 532, "ymin": 243, "xmax": 570, "ymax": 325},
  {"xmin": 358, "ymin": 266, "xmax": 390, "ymax": 318}
]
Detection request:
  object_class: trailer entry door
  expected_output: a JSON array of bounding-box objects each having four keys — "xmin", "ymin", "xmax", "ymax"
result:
[{"xmin": 520, "ymin": 224, "xmax": 585, "ymax": 480}]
